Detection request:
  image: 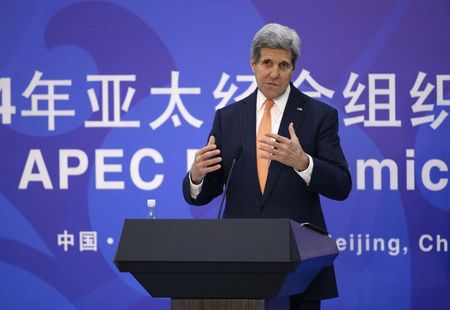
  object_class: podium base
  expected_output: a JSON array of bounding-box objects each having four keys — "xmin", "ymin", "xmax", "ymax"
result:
[{"xmin": 171, "ymin": 299, "xmax": 265, "ymax": 310}]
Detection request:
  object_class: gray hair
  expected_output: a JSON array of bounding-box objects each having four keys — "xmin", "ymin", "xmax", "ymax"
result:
[{"xmin": 251, "ymin": 23, "xmax": 301, "ymax": 67}]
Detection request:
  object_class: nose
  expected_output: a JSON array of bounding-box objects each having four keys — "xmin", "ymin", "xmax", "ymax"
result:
[{"xmin": 268, "ymin": 66, "xmax": 280, "ymax": 79}]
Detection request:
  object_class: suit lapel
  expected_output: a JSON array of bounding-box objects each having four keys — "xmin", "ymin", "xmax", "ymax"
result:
[{"xmin": 262, "ymin": 85, "xmax": 307, "ymax": 204}]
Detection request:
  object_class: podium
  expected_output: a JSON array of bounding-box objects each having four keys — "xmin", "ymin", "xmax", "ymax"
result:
[{"xmin": 114, "ymin": 219, "xmax": 338, "ymax": 310}]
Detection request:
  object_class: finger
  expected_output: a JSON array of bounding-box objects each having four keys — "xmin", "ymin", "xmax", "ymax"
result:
[
  {"xmin": 258, "ymin": 137, "xmax": 278, "ymax": 148},
  {"xmin": 197, "ymin": 135, "xmax": 218, "ymax": 155},
  {"xmin": 197, "ymin": 147, "xmax": 221, "ymax": 161},
  {"xmin": 264, "ymin": 132, "xmax": 291, "ymax": 144},
  {"xmin": 257, "ymin": 144, "xmax": 275, "ymax": 154},
  {"xmin": 197, "ymin": 144, "xmax": 219, "ymax": 157},
  {"xmin": 258, "ymin": 138, "xmax": 288, "ymax": 154},
  {"xmin": 257, "ymin": 145, "xmax": 288, "ymax": 161},
  {"xmin": 259, "ymin": 152, "xmax": 281, "ymax": 161},
  {"xmin": 288, "ymin": 123, "xmax": 299, "ymax": 142},
  {"xmin": 259, "ymin": 153, "xmax": 272, "ymax": 160},
  {"xmin": 202, "ymin": 164, "xmax": 221, "ymax": 173},
  {"xmin": 200, "ymin": 148, "xmax": 220, "ymax": 159},
  {"xmin": 202, "ymin": 156, "xmax": 222, "ymax": 167},
  {"xmin": 195, "ymin": 150, "xmax": 220, "ymax": 166}
]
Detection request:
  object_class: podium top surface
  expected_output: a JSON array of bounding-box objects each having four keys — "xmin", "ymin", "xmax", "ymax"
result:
[
  {"xmin": 114, "ymin": 219, "xmax": 337, "ymax": 267},
  {"xmin": 116, "ymin": 219, "xmax": 296, "ymax": 262}
]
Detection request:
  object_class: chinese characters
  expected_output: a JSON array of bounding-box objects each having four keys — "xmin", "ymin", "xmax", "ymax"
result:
[{"xmin": 1, "ymin": 70, "xmax": 449, "ymax": 131}]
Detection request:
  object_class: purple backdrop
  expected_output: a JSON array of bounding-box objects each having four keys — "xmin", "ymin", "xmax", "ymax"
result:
[{"xmin": 1, "ymin": 1, "xmax": 449, "ymax": 309}]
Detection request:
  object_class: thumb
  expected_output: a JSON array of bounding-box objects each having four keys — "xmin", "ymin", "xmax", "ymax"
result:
[
  {"xmin": 208, "ymin": 135, "xmax": 215, "ymax": 145},
  {"xmin": 288, "ymin": 123, "xmax": 299, "ymax": 142}
]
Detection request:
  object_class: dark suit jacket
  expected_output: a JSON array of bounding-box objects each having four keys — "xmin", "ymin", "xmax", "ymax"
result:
[{"xmin": 183, "ymin": 83, "xmax": 352, "ymax": 300}]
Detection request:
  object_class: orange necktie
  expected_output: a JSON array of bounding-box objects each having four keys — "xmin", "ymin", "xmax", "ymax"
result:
[{"xmin": 257, "ymin": 99, "xmax": 274, "ymax": 193}]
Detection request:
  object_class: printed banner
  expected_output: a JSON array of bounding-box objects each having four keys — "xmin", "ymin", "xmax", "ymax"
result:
[{"xmin": 1, "ymin": 1, "xmax": 449, "ymax": 309}]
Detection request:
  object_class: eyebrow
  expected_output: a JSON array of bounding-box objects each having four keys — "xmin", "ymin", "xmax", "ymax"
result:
[{"xmin": 260, "ymin": 59, "xmax": 292, "ymax": 67}]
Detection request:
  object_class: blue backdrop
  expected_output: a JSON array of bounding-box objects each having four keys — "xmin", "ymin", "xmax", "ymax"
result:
[{"xmin": 1, "ymin": 1, "xmax": 449, "ymax": 309}]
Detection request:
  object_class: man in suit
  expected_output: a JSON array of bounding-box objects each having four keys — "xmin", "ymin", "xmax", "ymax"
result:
[{"xmin": 183, "ymin": 23, "xmax": 351, "ymax": 310}]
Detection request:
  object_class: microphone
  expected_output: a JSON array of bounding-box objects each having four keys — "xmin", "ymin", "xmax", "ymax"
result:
[{"xmin": 217, "ymin": 145, "xmax": 242, "ymax": 219}]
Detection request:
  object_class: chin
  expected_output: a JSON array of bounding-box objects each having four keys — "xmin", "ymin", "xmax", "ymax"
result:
[{"xmin": 262, "ymin": 89, "xmax": 279, "ymax": 99}]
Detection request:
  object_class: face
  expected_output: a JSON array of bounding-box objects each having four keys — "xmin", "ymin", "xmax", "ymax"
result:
[{"xmin": 251, "ymin": 47, "xmax": 295, "ymax": 99}]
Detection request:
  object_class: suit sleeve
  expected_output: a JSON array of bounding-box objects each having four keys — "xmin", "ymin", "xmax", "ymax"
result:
[
  {"xmin": 182, "ymin": 110, "xmax": 225, "ymax": 206},
  {"xmin": 308, "ymin": 108, "xmax": 352, "ymax": 200}
]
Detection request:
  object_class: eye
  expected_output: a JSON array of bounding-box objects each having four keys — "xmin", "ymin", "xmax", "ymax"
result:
[
  {"xmin": 261, "ymin": 59, "xmax": 273, "ymax": 67},
  {"xmin": 279, "ymin": 62, "xmax": 292, "ymax": 71}
]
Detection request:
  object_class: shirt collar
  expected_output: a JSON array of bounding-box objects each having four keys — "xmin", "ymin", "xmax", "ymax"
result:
[{"xmin": 256, "ymin": 84, "xmax": 291, "ymax": 113}]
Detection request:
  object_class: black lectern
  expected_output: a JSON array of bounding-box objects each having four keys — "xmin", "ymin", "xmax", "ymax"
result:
[{"xmin": 114, "ymin": 219, "xmax": 338, "ymax": 310}]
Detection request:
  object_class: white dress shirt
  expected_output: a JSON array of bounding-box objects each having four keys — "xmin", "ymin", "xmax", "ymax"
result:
[{"xmin": 190, "ymin": 85, "xmax": 313, "ymax": 199}]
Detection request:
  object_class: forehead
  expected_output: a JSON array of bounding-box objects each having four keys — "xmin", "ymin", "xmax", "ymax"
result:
[{"xmin": 259, "ymin": 47, "xmax": 292, "ymax": 63}]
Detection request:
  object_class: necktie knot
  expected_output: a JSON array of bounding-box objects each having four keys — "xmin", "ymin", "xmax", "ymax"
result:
[{"xmin": 264, "ymin": 99, "xmax": 274, "ymax": 111}]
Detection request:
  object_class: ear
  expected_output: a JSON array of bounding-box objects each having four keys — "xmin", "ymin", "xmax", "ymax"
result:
[{"xmin": 250, "ymin": 58, "xmax": 256, "ymax": 72}]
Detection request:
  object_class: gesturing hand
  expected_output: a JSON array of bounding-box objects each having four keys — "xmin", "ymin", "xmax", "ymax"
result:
[
  {"xmin": 257, "ymin": 122, "xmax": 309, "ymax": 171},
  {"xmin": 190, "ymin": 136, "xmax": 222, "ymax": 184}
]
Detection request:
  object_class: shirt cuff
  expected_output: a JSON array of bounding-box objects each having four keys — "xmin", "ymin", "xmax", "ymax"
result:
[
  {"xmin": 189, "ymin": 171, "xmax": 203, "ymax": 199},
  {"xmin": 294, "ymin": 154, "xmax": 314, "ymax": 185}
]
